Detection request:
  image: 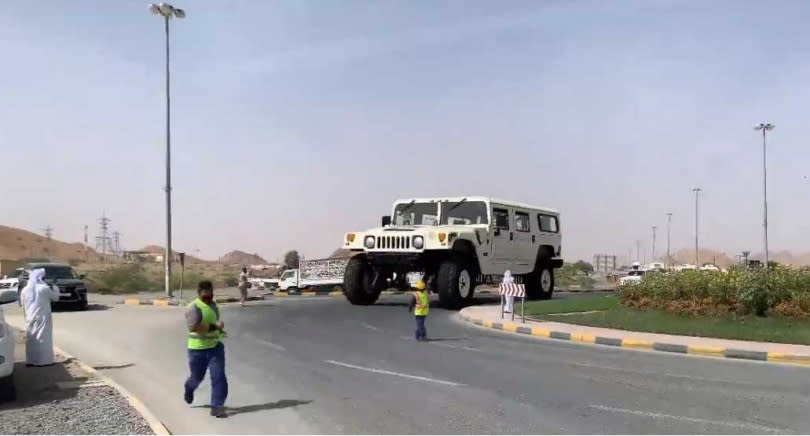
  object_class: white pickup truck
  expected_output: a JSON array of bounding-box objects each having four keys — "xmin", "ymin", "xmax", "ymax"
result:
[{"xmin": 278, "ymin": 258, "xmax": 349, "ymax": 293}]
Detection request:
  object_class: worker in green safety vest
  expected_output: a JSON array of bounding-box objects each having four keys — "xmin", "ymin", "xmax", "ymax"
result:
[
  {"xmin": 407, "ymin": 280, "xmax": 429, "ymax": 341},
  {"xmin": 184, "ymin": 280, "xmax": 229, "ymax": 417}
]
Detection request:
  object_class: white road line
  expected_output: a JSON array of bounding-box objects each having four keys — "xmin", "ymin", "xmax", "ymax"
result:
[
  {"xmin": 255, "ymin": 338, "xmax": 287, "ymax": 352},
  {"xmin": 361, "ymin": 322, "xmax": 380, "ymax": 331},
  {"xmin": 399, "ymin": 336, "xmax": 482, "ymax": 353},
  {"xmin": 588, "ymin": 405, "xmax": 785, "ymax": 433},
  {"xmin": 570, "ymin": 362, "xmax": 760, "ymax": 386},
  {"xmin": 324, "ymin": 360, "xmax": 464, "ymax": 387}
]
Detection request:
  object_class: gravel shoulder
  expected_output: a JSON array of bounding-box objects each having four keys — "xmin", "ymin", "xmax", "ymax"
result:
[{"xmin": 0, "ymin": 329, "xmax": 153, "ymax": 435}]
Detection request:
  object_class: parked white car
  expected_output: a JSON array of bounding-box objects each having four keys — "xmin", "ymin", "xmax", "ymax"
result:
[
  {"xmin": 619, "ymin": 270, "xmax": 646, "ymax": 286},
  {"xmin": 342, "ymin": 196, "xmax": 562, "ymax": 309},
  {"xmin": 0, "ymin": 287, "xmax": 18, "ymax": 402}
]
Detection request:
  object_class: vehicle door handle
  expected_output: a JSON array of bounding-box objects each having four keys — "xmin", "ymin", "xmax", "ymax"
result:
[
  {"xmin": 510, "ymin": 232, "xmax": 514, "ymax": 241},
  {"xmin": 532, "ymin": 235, "xmax": 536, "ymax": 243}
]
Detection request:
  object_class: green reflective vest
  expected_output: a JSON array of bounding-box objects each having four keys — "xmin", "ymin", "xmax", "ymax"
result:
[
  {"xmin": 414, "ymin": 291, "xmax": 429, "ymax": 316},
  {"xmin": 187, "ymin": 298, "xmax": 222, "ymax": 350}
]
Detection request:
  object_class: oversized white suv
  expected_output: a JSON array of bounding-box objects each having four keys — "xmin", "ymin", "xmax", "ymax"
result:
[{"xmin": 342, "ymin": 197, "xmax": 563, "ymax": 309}]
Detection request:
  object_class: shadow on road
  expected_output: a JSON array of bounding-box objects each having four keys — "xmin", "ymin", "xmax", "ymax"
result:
[
  {"xmin": 228, "ymin": 399, "xmax": 313, "ymax": 416},
  {"xmin": 92, "ymin": 363, "xmax": 135, "ymax": 370},
  {"xmin": 53, "ymin": 304, "xmax": 112, "ymax": 313},
  {"xmin": 193, "ymin": 399, "xmax": 313, "ymax": 416}
]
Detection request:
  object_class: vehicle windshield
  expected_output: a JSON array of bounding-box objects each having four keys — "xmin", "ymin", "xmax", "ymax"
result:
[
  {"xmin": 440, "ymin": 201, "xmax": 489, "ymax": 225},
  {"xmin": 40, "ymin": 266, "xmax": 78, "ymax": 279},
  {"xmin": 393, "ymin": 202, "xmax": 439, "ymax": 226},
  {"xmin": 628, "ymin": 270, "xmax": 645, "ymax": 276}
]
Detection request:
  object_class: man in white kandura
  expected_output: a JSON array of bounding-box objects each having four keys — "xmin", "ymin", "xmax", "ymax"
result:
[
  {"xmin": 20, "ymin": 268, "xmax": 59, "ymax": 366},
  {"xmin": 503, "ymin": 270, "xmax": 515, "ymax": 313}
]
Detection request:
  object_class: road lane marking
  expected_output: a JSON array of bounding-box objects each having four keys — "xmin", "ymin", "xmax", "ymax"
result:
[
  {"xmin": 361, "ymin": 322, "xmax": 380, "ymax": 331},
  {"xmin": 588, "ymin": 405, "xmax": 785, "ymax": 433},
  {"xmin": 324, "ymin": 360, "xmax": 464, "ymax": 387},
  {"xmin": 255, "ymin": 338, "xmax": 287, "ymax": 352},
  {"xmin": 398, "ymin": 336, "xmax": 482, "ymax": 353},
  {"xmin": 570, "ymin": 362, "xmax": 761, "ymax": 386}
]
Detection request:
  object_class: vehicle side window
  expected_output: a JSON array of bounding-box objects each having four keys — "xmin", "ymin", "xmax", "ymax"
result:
[
  {"xmin": 493, "ymin": 208, "xmax": 510, "ymax": 230},
  {"xmin": 538, "ymin": 214, "xmax": 559, "ymax": 233},
  {"xmin": 515, "ymin": 211, "xmax": 531, "ymax": 232}
]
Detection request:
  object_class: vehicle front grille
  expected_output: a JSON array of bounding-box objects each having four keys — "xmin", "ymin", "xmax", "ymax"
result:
[
  {"xmin": 0, "ymin": 283, "xmax": 10, "ymax": 289},
  {"xmin": 376, "ymin": 235, "xmax": 411, "ymax": 250}
]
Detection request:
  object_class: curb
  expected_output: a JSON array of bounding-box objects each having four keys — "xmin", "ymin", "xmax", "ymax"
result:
[
  {"xmin": 458, "ymin": 312, "xmax": 810, "ymax": 366},
  {"xmin": 52, "ymin": 345, "xmax": 171, "ymax": 435}
]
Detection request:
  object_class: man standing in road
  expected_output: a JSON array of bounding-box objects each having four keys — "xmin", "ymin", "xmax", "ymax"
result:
[
  {"xmin": 407, "ymin": 280, "xmax": 429, "ymax": 341},
  {"xmin": 184, "ymin": 280, "xmax": 229, "ymax": 417},
  {"xmin": 238, "ymin": 267, "xmax": 250, "ymax": 307}
]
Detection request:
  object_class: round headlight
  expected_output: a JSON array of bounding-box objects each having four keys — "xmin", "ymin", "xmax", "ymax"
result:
[
  {"xmin": 413, "ymin": 235, "xmax": 424, "ymax": 249},
  {"xmin": 364, "ymin": 236, "xmax": 375, "ymax": 249}
]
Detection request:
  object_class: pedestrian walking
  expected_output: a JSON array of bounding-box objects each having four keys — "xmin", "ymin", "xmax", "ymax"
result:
[
  {"xmin": 184, "ymin": 280, "xmax": 229, "ymax": 418},
  {"xmin": 407, "ymin": 280, "xmax": 429, "ymax": 341},
  {"xmin": 238, "ymin": 267, "xmax": 250, "ymax": 307},
  {"xmin": 503, "ymin": 270, "xmax": 515, "ymax": 313},
  {"xmin": 20, "ymin": 268, "xmax": 59, "ymax": 367}
]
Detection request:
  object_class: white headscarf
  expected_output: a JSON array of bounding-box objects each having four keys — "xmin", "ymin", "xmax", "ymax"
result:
[
  {"xmin": 21, "ymin": 268, "xmax": 46, "ymax": 305},
  {"xmin": 503, "ymin": 270, "xmax": 514, "ymax": 284}
]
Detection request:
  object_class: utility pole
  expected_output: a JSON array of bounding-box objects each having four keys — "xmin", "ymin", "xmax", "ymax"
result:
[
  {"xmin": 755, "ymin": 123, "xmax": 774, "ymax": 270},
  {"xmin": 693, "ymin": 188, "xmax": 702, "ymax": 267},
  {"xmin": 635, "ymin": 240, "xmax": 640, "ymax": 263},
  {"xmin": 41, "ymin": 225, "xmax": 53, "ymax": 241},
  {"xmin": 651, "ymin": 226, "xmax": 657, "ymax": 263},
  {"xmin": 149, "ymin": 3, "xmax": 186, "ymax": 298},
  {"xmin": 666, "ymin": 213, "xmax": 672, "ymax": 269}
]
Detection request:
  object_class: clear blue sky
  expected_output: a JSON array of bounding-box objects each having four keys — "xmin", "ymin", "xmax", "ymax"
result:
[{"xmin": 3, "ymin": 0, "xmax": 810, "ymax": 262}]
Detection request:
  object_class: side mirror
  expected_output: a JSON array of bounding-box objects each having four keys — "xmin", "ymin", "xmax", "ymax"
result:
[
  {"xmin": 0, "ymin": 289, "xmax": 18, "ymax": 305},
  {"xmin": 80, "ymin": 274, "xmax": 86, "ymax": 279},
  {"xmin": 494, "ymin": 227, "xmax": 501, "ymax": 236},
  {"xmin": 381, "ymin": 216, "xmax": 392, "ymax": 227}
]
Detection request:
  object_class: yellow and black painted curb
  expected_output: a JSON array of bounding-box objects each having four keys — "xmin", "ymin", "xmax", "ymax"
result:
[{"xmin": 459, "ymin": 313, "xmax": 810, "ymax": 366}]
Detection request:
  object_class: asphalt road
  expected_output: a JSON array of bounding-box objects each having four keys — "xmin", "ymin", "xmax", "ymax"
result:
[{"xmin": 6, "ymin": 292, "xmax": 810, "ymax": 434}]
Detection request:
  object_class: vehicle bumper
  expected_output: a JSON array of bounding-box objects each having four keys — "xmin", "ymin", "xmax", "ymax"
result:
[
  {"xmin": 57, "ymin": 290, "xmax": 87, "ymax": 304},
  {"xmin": 0, "ymin": 325, "xmax": 15, "ymax": 378}
]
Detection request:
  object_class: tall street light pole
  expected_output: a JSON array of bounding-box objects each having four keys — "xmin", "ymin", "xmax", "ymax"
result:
[
  {"xmin": 666, "ymin": 212, "xmax": 672, "ymax": 270},
  {"xmin": 651, "ymin": 226, "xmax": 657, "ymax": 263},
  {"xmin": 755, "ymin": 123, "xmax": 774, "ymax": 270},
  {"xmin": 693, "ymin": 188, "xmax": 702, "ymax": 267},
  {"xmin": 149, "ymin": 3, "xmax": 186, "ymax": 298}
]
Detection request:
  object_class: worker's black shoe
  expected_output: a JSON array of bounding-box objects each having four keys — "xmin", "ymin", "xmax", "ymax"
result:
[
  {"xmin": 210, "ymin": 406, "xmax": 227, "ymax": 418},
  {"xmin": 184, "ymin": 390, "xmax": 193, "ymax": 405}
]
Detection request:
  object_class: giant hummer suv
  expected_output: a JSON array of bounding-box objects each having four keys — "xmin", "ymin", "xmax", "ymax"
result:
[{"xmin": 342, "ymin": 197, "xmax": 563, "ymax": 309}]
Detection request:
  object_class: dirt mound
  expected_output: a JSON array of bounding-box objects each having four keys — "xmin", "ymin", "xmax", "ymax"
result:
[
  {"xmin": 0, "ymin": 225, "xmax": 95, "ymax": 262},
  {"xmin": 219, "ymin": 250, "xmax": 267, "ymax": 265}
]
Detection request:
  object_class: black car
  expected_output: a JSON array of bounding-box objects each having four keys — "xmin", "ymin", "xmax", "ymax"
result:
[{"xmin": 18, "ymin": 263, "xmax": 88, "ymax": 310}]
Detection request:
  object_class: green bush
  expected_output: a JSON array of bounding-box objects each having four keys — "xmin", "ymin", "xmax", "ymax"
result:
[
  {"xmin": 618, "ymin": 266, "xmax": 810, "ymax": 318},
  {"xmin": 223, "ymin": 275, "xmax": 239, "ymax": 287},
  {"xmin": 90, "ymin": 264, "xmax": 160, "ymax": 294}
]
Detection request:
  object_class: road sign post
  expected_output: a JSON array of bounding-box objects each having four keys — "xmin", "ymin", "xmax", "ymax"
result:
[{"xmin": 499, "ymin": 283, "xmax": 527, "ymax": 323}]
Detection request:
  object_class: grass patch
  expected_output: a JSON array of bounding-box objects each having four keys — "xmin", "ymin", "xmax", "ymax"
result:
[
  {"xmin": 528, "ymin": 296, "xmax": 810, "ymax": 345},
  {"xmin": 524, "ymin": 295, "xmax": 619, "ymax": 316}
]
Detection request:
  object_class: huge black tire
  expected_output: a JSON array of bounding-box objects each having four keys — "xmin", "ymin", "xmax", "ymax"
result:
[
  {"xmin": 0, "ymin": 374, "xmax": 16, "ymax": 403},
  {"xmin": 437, "ymin": 256, "xmax": 477, "ymax": 310},
  {"xmin": 343, "ymin": 256, "xmax": 382, "ymax": 305},
  {"xmin": 525, "ymin": 265, "xmax": 554, "ymax": 300}
]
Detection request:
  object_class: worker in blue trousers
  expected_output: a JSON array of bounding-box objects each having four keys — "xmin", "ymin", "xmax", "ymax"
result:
[
  {"xmin": 184, "ymin": 280, "xmax": 229, "ymax": 417},
  {"xmin": 408, "ymin": 280, "xmax": 429, "ymax": 341}
]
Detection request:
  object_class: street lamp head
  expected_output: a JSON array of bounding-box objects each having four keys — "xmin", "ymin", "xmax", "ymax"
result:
[
  {"xmin": 148, "ymin": 3, "xmax": 185, "ymax": 18},
  {"xmin": 755, "ymin": 123, "xmax": 775, "ymax": 131}
]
